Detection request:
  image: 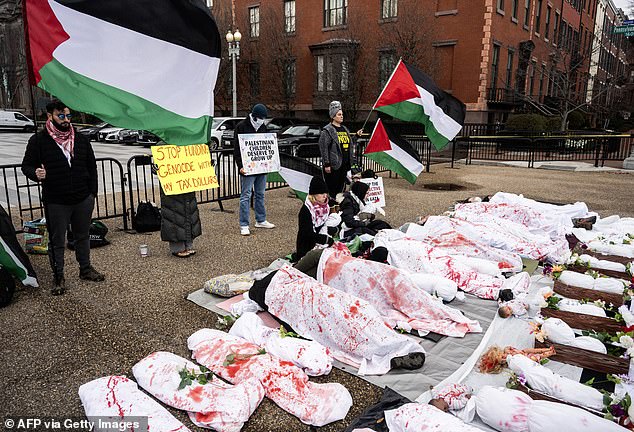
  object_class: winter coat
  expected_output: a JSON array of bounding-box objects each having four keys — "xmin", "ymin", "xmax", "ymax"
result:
[
  {"xmin": 339, "ymin": 192, "xmax": 367, "ymax": 231},
  {"xmin": 296, "ymin": 204, "xmax": 335, "ymax": 260},
  {"xmin": 21, "ymin": 129, "xmax": 97, "ymax": 205},
  {"xmin": 232, "ymin": 116, "xmax": 268, "ymax": 173},
  {"xmin": 160, "ymin": 191, "xmax": 202, "ymax": 243},
  {"xmin": 317, "ymin": 123, "xmax": 357, "ymax": 171}
]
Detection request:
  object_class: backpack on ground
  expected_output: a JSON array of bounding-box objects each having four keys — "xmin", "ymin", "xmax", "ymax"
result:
[
  {"xmin": 67, "ymin": 220, "xmax": 110, "ymax": 249},
  {"xmin": 132, "ymin": 201, "xmax": 161, "ymax": 233}
]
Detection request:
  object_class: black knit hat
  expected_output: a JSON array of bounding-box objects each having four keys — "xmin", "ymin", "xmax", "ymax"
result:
[
  {"xmin": 351, "ymin": 181, "xmax": 370, "ymax": 200},
  {"xmin": 309, "ymin": 176, "xmax": 328, "ymax": 195}
]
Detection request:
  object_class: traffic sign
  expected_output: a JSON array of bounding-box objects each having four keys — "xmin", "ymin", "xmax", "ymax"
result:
[{"xmin": 623, "ymin": 19, "xmax": 634, "ymax": 25}]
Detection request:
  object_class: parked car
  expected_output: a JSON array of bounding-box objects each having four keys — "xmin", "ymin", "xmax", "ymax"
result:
[
  {"xmin": 277, "ymin": 124, "xmax": 322, "ymax": 157},
  {"xmin": 136, "ymin": 130, "xmax": 161, "ymax": 147},
  {"xmin": 265, "ymin": 117, "xmax": 298, "ymax": 134},
  {"xmin": 0, "ymin": 110, "xmax": 35, "ymax": 131},
  {"xmin": 209, "ymin": 117, "xmax": 242, "ymax": 149},
  {"xmin": 117, "ymin": 129, "xmax": 140, "ymax": 144},
  {"xmin": 77, "ymin": 122, "xmax": 110, "ymax": 141},
  {"xmin": 98, "ymin": 127, "xmax": 125, "ymax": 142}
]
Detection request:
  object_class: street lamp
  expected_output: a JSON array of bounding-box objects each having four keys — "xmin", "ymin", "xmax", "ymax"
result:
[{"xmin": 226, "ymin": 29, "xmax": 242, "ymax": 117}]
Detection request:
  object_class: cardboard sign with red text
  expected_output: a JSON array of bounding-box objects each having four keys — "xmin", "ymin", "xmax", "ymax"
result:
[
  {"xmin": 151, "ymin": 144, "xmax": 219, "ymax": 195},
  {"xmin": 359, "ymin": 177, "xmax": 385, "ymax": 207}
]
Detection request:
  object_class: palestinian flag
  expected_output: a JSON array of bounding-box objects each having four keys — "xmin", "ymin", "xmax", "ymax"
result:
[
  {"xmin": 364, "ymin": 119, "xmax": 423, "ymax": 184},
  {"xmin": 0, "ymin": 205, "xmax": 38, "ymax": 288},
  {"xmin": 268, "ymin": 153, "xmax": 323, "ymax": 200},
  {"xmin": 23, "ymin": 0, "xmax": 220, "ymax": 145},
  {"xmin": 374, "ymin": 59, "xmax": 466, "ymax": 151}
]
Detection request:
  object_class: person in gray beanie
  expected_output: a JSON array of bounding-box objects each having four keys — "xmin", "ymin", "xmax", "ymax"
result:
[
  {"xmin": 317, "ymin": 100, "xmax": 363, "ymax": 199},
  {"xmin": 232, "ymin": 103, "xmax": 276, "ymax": 236}
]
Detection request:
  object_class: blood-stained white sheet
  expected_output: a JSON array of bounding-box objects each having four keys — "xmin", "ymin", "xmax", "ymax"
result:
[
  {"xmin": 132, "ymin": 351, "xmax": 264, "ymax": 432},
  {"xmin": 188, "ymin": 328, "xmax": 352, "ymax": 427},
  {"xmin": 558, "ymin": 270, "xmax": 627, "ymax": 294},
  {"xmin": 413, "ymin": 216, "xmax": 569, "ymax": 263},
  {"xmin": 374, "ymin": 230, "xmax": 530, "ymax": 300},
  {"xmin": 229, "ymin": 312, "xmax": 333, "ymax": 376},
  {"xmin": 385, "ymin": 403, "xmax": 482, "ymax": 432},
  {"xmin": 264, "ymin": 265, "xmax": 426, "ymax": 375},
  {"xmin": 475, "ymin": 386, "xmax": 626, "ymax": 432},
  {"xmin": 78, "ymin": 376, "xmax": 191, "ymax": 432},
  {"xmin": 453, "ymin": 201, "xmax": 568, "ymax": 242},
  {"xmin": 489, "ymin": 192, "xmax": 592, "ymax": 225},
  {"xmin": 317, "ymin": 245, "xmax": 482, "ymax": 337}
]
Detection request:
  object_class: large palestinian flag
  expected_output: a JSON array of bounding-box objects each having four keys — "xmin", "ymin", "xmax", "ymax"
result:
[
  {"xmin": 23, "ymin": 0, "xmax": 221, "ymax": 145},
  {"xmin": 268, "ymin": 153, "xmax": 323, "ymax": 200},
  {"xmin": 374, "ymin": 59, "xmax": 466, "ymax": 151},
  {"xmin": 364, "ymin": 119, "xmax": 423, "ymax": 184}
]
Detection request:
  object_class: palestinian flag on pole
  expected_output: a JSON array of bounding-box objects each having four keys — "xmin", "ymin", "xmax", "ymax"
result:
[
  {"xmin": 374, "ymin": 59, "xmax": 466, "ymax": 151},
  {"xmin": 0, "ymin": 205, "xmax": 38, "ymax": 288},
  {"xmin": 364, "ymin": 119, "xmax": 423, "ymax": 184},
  {"xmin": 268, "ymin": 153, "xmax": 323, "ymax": 200},
  {"xmin": 23, "ymin": 0, "xmax": 220, "ymax": 145}
]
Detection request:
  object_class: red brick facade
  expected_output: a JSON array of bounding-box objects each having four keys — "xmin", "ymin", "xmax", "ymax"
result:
[{"xmin": 213, "ymin": 0, "xmax": 627, "ymax": 124}]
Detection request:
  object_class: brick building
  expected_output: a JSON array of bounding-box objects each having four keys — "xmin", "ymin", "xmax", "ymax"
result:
[{"xmin": 217, "ymin": 0, "xmax": 628, "ymax": 126}]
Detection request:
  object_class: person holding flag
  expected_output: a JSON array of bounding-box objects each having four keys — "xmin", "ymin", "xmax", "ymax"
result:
[{"xmin": 317, "ymin": 101, "xmax": 363, "ymax": 199}]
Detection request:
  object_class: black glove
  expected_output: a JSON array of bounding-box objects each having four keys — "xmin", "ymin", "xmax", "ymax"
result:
[{"xmin": 327, "ymin": 226, "xmax": 338, "ymax": 237}]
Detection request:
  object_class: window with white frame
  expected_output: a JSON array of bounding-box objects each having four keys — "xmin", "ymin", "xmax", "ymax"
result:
[
  {"xmin": 381, "ymin": 0, "xmax": 397, "ymax": 19},
  {"xmin": 324, "ymin": 0, "xmax": 347, "ymax": 27},
  {"xmin": 249, "ymin": 6, "xmax": 259, "ymax": 38},
  {"xmin": 523, "ymin": 0, "xmax": 530, "ymax": 27},
  {"xmin": 284, "ymin": 1, "xmax": 296, "ymax": 33}
]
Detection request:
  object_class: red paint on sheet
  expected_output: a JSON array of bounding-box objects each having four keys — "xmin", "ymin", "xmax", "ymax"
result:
[{"xmin": 188, "ymin": 386, "xmax": 204, "ymax": 403}]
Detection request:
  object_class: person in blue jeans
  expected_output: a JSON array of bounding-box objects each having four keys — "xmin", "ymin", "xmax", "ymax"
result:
[{"xmin": 232, "ymin": 104, "xmax": 275, "ymax": 236}]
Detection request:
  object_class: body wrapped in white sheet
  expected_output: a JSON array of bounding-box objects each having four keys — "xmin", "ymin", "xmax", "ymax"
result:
[
  {"xmin": 541, "ymin": 318, "xmax": 607, "ymax": 353},
  {"xmin": 489, "ymin": 192, "xmax": 592, "ymax": 224},
  {"xmin": 587, "ymin": 240, "xmax": 634, "ymax": 258},
  {"xmin": 506, "ymin": 354, "xmax": 604, "ymax": 410},
  {"xmin": 558, "ymin": 270, "xmax": 626, "ymax": 294},
  {"xmin": 317, "ymin": 246, "xmax": 482, "ymax": 337},
  {"xmin": 384, "ymin": 403, "xmax": 482, "ymax": 432},
  {"xmin": 229, "ymin": 312, "xmax": 333, "ymax": 376},
  {"xmin": 570, "ymin": 254, "xmax": 627, "ymax": 272},
  {"xmin": 374, "ymin": 230, "xmax": 529, "ymax": 300},
  {"xmin": 407, "ymin": 272, "xmax": 458, "ymax": 302},
  {"xmin": 78, "ymin": 376, "xmax": 191, "ymax": 432},
  {"xmin": 557, "ymin": 298, "xmax": 607, "ymax": 317},
  {"xmin": 188, "ymin": 328, "xmax": 352, "ymax": 426},
  {"xmin": 132, "ymin": 351, "xmax": 264, "ymax": 432},
  {"xmin": 476, "ymin": 386, "xmax": 626, "ymax": 432},
  {"xmin": 414, "ymin": 215, "xmax": 569, "ymax": 263},
  {"xmin": 264, "ymin": 265, "xmax": 426, "ymax": 375},
  {"xmin": 453, "ymin": 201, "xmax": 569, "ymax": 241}
]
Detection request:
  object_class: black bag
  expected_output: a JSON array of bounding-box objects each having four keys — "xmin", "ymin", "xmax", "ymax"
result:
[
  {"xmin": 0, "ymin": 267, "xmax": 16, "ymax": 308},
  {"xmin": 132, "ymin": 201, "xmax": 161, "ymax": 233},
  {"xmin": 67, "ymin": 219, "xmax": 110, "ymax": 249}
]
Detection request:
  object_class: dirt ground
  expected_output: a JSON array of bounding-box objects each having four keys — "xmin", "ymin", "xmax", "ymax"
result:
[{"xmin": 2, "ymin": 163, "xmax": 633, "ymax": 431}]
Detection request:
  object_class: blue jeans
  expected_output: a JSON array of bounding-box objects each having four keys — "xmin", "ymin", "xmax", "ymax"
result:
[{"xmin": 239, "ymin": 174, "xmax": 266, "ymax": 227}]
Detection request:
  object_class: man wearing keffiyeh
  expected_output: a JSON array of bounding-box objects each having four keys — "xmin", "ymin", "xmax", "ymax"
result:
[{"xmin": 22, "ymin": 99, "xmax": 104, "ymax": 295}]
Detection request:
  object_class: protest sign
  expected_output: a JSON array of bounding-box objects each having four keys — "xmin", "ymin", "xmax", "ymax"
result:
[
  {"xmin": 151, "ymin": 144, "xmax": 219, "ymax": 195},
  {"xmin": 359, "ymin": 177, "xmax": 386, "ymax": 207},
  {"xmin": 238, "ymin": 133, "xmax": 280, "ymax": 175}
]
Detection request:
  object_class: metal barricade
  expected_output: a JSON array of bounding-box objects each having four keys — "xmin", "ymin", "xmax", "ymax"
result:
[{"xmin": 1, "ymin": 157, "xmax": 127, "ymax": 232}]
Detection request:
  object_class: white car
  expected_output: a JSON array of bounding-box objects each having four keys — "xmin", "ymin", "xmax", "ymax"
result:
[
  {"xmin": 209, "ymin": 117, "xmax": 242, "ymax": 149},
  {"xmin": 98, "ymin": 126, "xmax": 125, "ymax": 142},
  {"xmin": 0, "ymin": 110, "xmax": 35, "ymax": 131}
]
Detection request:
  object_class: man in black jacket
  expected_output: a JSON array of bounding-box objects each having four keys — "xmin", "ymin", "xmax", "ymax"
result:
[
  {"xmin": 22, "ymin": 99, "xmax": 104, "ymax": 295},
  {"xmin": 232, "ymin": 103, "xmax": 275, "ymax": 236}
]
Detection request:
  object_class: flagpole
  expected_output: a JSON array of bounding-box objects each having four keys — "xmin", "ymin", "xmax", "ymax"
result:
[{"xmin": 361, "ymin": 58, "xmax": 403, "ymax": 135}]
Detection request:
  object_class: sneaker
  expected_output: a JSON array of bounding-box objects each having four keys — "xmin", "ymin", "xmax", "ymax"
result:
[
  {"xmin": 51, "ymin": 275, "xmax": 65, "ymax": 296},
  {"xmin": 79, "ymin": 266, "xmax": 105, "ymax": 282},
  {"xmin": 240, "ymin": 226, "xmax": 250, "ymax": 236},
  {"xmin": 255, "ymin": 220, "xmax": 275, "ymax": 229}
]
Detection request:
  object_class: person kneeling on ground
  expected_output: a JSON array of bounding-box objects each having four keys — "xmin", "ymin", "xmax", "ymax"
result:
[
  {"xmin": 339, "ymin": 181, "xmax": 390, "ymax": 240},
  {"xmin": 295, "ymin": 176, "xmax": 341, "ymax": 261},
  {"xmin": 247, "ymin": 265, "xmax": 426, "ymax": 375}
]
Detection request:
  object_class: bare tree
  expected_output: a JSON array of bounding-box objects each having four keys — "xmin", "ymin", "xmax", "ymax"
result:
[{"xmin": 210, "ymin": 1, "xmax": 234, "ymax": 116}]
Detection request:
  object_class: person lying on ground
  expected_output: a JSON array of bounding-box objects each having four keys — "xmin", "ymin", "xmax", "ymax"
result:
[
  {"xmin": 384, "ymin": 403, "xmax": 482, "ymax": 432},
  {"xmin": 373, "ymin": 230, "xmax": 530, "ymax": 300},
  {"xmin": 428, "ymin": 382, "xmax": 475, "ymax": 422},
  {"xmin": 132, "ymin": 351, "xmax": 264, "ymax": 431},
  {"xmin": 228, "ymin": 312, "xmax": 333, "ymax": 376},
  {"xmin": 339, "ymin": 181, "xmax": 390, "ymax": 240},
  {"xmin": 476, "ymin": 385, "xmax": 627, "ymax": 432},
  {"xmin": 538, "ymin": 317, "xmax": 607, "ymax": 353},
  {"xmin": 295, "ymin": 176, "xmax": 341, "ymax": 261},
  {"xmin": 478, "ymin": 345, "xmax": 556, "ymax": 374},
  {"xmin": 188, "ymin": 328, "xmax": 352, "ymax": 427},
  {"xmin": 313, "ymin": 243, "xmax": 481, "ymax": 337},
  {"xmin": 556, "ymin": 269, "xmax": 629, "ymax": 294},
  {"xmin": 247, "ymin": 265, "xmax": 426, "ymax": 375}
]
